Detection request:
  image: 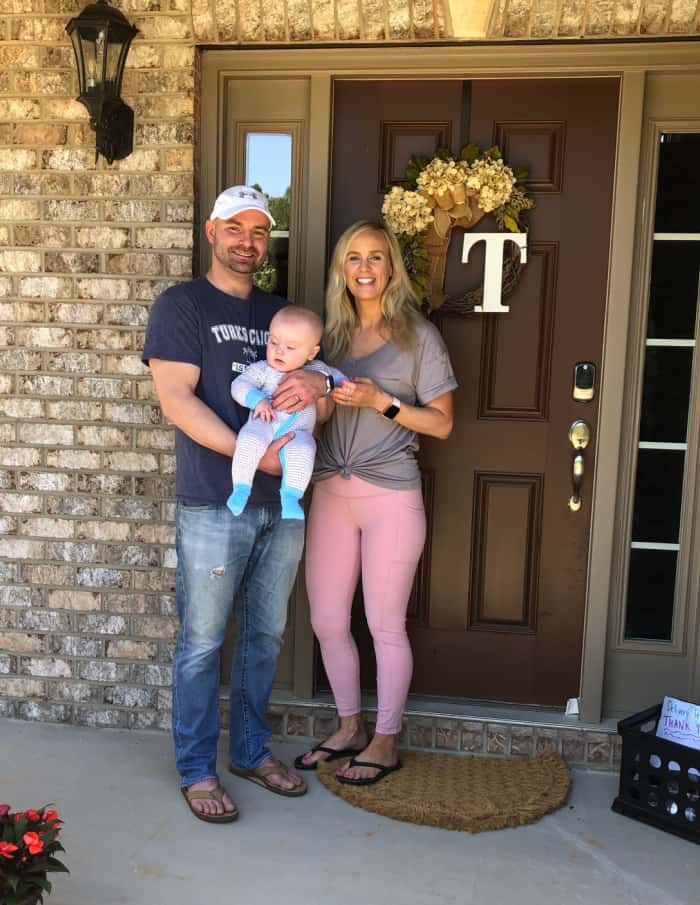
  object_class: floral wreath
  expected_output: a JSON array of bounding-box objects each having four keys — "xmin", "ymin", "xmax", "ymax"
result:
[{"xmin": 381, "ymin": 144, "xmax": 535, "ymax": 312}]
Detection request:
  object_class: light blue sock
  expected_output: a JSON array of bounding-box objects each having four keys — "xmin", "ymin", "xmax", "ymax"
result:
[
  {"xmin": 280, "ymin": 489, "xmax": 304, "ymax": 520},
  {"xmin": 226, "ymin": 484, "xmax": 252, "ymax": 516}
]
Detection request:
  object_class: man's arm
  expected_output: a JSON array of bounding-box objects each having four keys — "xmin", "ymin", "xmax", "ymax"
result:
[{"xmin": 149, "ymin": 359, "xmax": 288, "ymax": 473}]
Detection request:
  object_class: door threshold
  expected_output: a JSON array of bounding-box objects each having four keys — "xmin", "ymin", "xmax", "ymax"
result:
[{"xmin": 265, "ymin": 690, "xmax": 621, "ymax": 771}]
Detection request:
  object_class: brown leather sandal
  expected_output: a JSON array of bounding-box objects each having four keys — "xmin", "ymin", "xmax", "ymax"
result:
[
  {"xmin": 229, "ymin": 758, "xmax": 308, "ymax": 797},
  {"xmin": 181, "ymin": 783, "xmax": 239, "ymax": 823}
]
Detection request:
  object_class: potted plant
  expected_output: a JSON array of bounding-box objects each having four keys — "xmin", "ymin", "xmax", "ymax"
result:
[{"xmin": 0, "ymin": 804, "xmax": 68, "ymax": 905}]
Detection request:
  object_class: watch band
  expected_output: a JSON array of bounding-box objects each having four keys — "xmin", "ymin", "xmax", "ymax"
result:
[
  {"xmin": 323, "ymin": 373, "xmax": 335, "ymax": 396},
  {"xmin": 381, "ymin": 396, "xmax": 401, "ymax": 420}
]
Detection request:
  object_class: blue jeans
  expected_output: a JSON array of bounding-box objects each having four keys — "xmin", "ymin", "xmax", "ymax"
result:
[{"xmin": 173, "ymin": 503, "xmax": 305, "ymax": 787}]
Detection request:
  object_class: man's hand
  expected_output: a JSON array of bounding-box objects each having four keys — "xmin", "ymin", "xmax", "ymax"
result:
[
  {"xmin": 253, "ymin": 398, "xmax": 274, "ymax": 423},
  {"xmin": 272, "ymin": 369, "xmax": 326, "ymax": 413},
  {"xmin": 257, "ymin": 432, "xmax": 294, "ymax": 476}
]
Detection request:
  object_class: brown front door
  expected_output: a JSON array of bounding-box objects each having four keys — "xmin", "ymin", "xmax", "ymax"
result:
[{"xmin": 325, "ymin": 77, "xmax": 619, "ymax": 706}]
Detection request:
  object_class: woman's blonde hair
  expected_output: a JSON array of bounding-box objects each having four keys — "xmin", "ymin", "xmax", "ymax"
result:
[{"xmin": 324, "ymin": 220, "xmax": 419, "ymax": 364}]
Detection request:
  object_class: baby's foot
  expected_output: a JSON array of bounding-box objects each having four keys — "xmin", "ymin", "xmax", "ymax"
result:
[{"xmin": 227, "ymin": 484, "xmax": 251, "ymax": 516}]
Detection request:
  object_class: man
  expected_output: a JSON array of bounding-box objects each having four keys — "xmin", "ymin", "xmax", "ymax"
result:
[{"xmin": 142, "ymin": 186, "xmax": 329, "ymax": 822}]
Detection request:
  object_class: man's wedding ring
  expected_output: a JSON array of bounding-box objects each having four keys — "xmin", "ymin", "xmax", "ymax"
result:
[{"xmin": 294, "ymin": 394, "xmax": 301, "ymax": 404}]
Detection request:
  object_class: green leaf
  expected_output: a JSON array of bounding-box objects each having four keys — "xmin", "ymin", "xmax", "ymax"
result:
[
  {"xmin": 434, "ymin": 147, "xmax": 453, "ymax": 161},
  {"xmin": 45, "ymin": 856, "xmax": 69, "ymax": 873},
  {"xmin": 503, "ymin": 215, "xmax": 519, "ymax": 232},
  {"xmin": 459, "ymin": 143, "xmax": 479, "ymax": 164},
  {"xmin": 6, "ymin": 873, "xmax": 19, "ymax": 891},
  {"xmin": 513, "ymin": 166, "xmax": 529, "ymax": 183}
]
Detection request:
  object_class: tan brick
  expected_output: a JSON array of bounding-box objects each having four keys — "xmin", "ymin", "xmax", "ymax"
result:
[
  {"xmin": 135, "ymin": 227, "xmax": 192, "ymax": 250},
  {"xmin": 106, "ymin": 639, "xmax": 157, "ymax": 660},
  {"xmin": 105, "ymin": 200, "xmax": 162, "ymax": 223},
  {"xmin": 0, "ymin": 199, "xmax": 41, "ymax": 220},
  {"xmin": 76, "ymin": 376, "xmax": 132, "ymax": 399},
  {"xmin": 0, "ymin": 447, "xmax": 41, "ymax": 467},
  {"xmin": 126, "ymin": 42, "xmax": 161, "ymax": 68},
  {"xmin": 0, "ymin": 278, "xmax": 13, "ymax": 299},
  {"xmin": 18, "ymin": 276, "xmax": 73, "ymax": 299},
  {"xmin": 46, "ymin": 400, "xmax": 102, "ymax": 421},
  {"xmin": 75, "ymin": 226, "xmax": 131, "ymax": 250},
  {"xmin": 76, "ymin": 329, "xmax": 132, "ymax": 351},
  {"xmin": 15, "ymin": 70, "xmax": 74, "ymax": 96},
  {"xmin": 15, "ymin": 326, "xmax": 73, "ymax": 349},
  {"xmin": 0, "ymin": 349, "xmax": 42, "ymax": 370},
  {"xmin": 76, "ymin": 278, "xmax": 131, "ymax": 301},
  {"xmin": 0, "ymin": 250, "xmax": 41, "ymax": 273},
  {"xmin": 11, "ymin": 16, "xmax": 67, "ymax": 41},
  {"xmin": 46, "ymin": 449, "xmax": 101, "ymax": 470},
  {"xmin": 48, "ymin": 589, "xmax": 101, "ymax": 613},
  {"xmin": 19, "ymin": 423, "xmax": 73, "ymax": 445},
  {"xmin": 13, "ymin": 123, "xmax": 68, "ymax": 147},
  {"xmin": 43, "ymin": 98, "xmax": 87, "ymax": 121},
  {"xmin": 0, "ymin": 676, "xmax": 45, "ymax": 698},
  {"xmin": 0, "ymin": 492, "xmax": 42, "ymax": 513},
  {"xmin": 76, "ymin": 425, "xmax": 131, "ymax": 447},
  {"xmin": 0, "ymin": 538, "xmax": 46, "ymax": 560},
  {"xmin": 107, "ymin": 253, "xmax": 162, "ymax": 276},
  {"xmin": 41, "ymin": 148, "xmax": 95, "ymax": 171},
  {"xmin": 15, "ymin": 173, "xmax": 72, "ymax": 196},
  {"xmin": 14, "ymin": 224, "xmax": 72, "ymax": 248},
  {"xmin": 20, "ymin": 517, "xmax": 75, "ymax": 539},
  {"xmin": 336, "ymin": 0, "xmax": 361, "ymax": 37},
  {"xmin": 0, "ymin": 398, "xmax": 44, "ymax": 419},
  {"xmin": 113, "ymin": 148, "xmax": 160, "ymax": 173},
  {"xmin": 0, "ymin": 44, "xmax": 40, "ymax": 67},
  {"xmin": 103, "ymin": 353, "xmax": 147, "ymax": 376},
  {"xmin": 133, "ymin": 15, "xmax": 192, "ymax": 39},
  {"xmin": 161, "ymin": 44, "xmax": 195, "ymax": 67},
  {"xmin": 0, "ymin": 149, "xmax": 37, "ymax": 171},
  {"xmin": 104, "ymin": 304, "xmax": 150, "ymax": 326},
  {"xmin": 17, "ymin": 374, "xmax": 74, "ymax": 396},
  {"xmin": 72, "ymin": 173, "xmax": 132, "ymax": 197},
  {"xmin": 46, "ymin": 351, "xmax": 101, "ymax": 373},
  {"xmin": 0, "ymin": 633, "xmax": 45, "ymax": 653},
  {"xmin": 76, "ymin": 520, "xmax": 131, "ymax": 542},
  {"xmin": 48, "ymin": 303, "xmax": 101, "ymax": 325},
  {"xmin": 44, "ymin": 200, "xmax": 100, "ymax": 221},
  {"xmin": 163, "ymin": 148, "xmax": 193, "ymax": 172},
  {"xmin": 136, "ymin": 429, "xmax": 174, "ymax": 450},
  {"xmin": 103, "ymin": 451, "xmax": 159, "ymax": 472},
  {"xmin": 0, "ymin": 98, "xmax": 41, "ymax": 121}
]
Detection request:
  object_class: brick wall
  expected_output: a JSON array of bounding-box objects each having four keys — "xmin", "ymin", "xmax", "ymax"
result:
[{"xmin": 0, "ymin": 0, "xmax": 698, "ymax": 732}]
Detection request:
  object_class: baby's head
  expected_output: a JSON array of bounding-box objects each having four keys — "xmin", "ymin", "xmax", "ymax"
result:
[{"xmin": 266, "ymin": 306, "xmax": 323, "ymax": 373}]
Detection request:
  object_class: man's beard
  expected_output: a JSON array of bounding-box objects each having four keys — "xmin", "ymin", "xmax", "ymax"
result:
[{"xmin": 213, "ymin": 239, "xmax": 263, "ymax": 275}]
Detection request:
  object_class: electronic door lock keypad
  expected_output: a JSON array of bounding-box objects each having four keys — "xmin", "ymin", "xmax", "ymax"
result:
[{"xmin": 572, "ymin": 362, "xmax": 596, "ymax": 401}]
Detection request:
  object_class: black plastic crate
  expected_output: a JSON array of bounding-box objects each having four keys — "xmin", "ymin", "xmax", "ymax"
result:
[{"xmin": 612, "ymin": 703, "xmax": 700, "ymax": 844}]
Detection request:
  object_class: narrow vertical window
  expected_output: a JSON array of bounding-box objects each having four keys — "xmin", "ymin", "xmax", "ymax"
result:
[
  {"xmin": 624, "ymin": 133, "xmax": 700, "ymax": 641},
  {"xmin": 245, "ymin": 132, "xmax": 293, "ymax": 298}
]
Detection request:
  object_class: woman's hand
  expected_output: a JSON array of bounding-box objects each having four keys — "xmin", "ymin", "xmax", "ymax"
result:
[{"xmin": 331, "ymin": 377, "xmax": 391, "ymax": 412}]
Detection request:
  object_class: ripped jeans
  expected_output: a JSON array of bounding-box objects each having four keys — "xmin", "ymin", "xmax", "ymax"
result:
[{"xmin": 173, "ymin": 502, "xmax": 305, "ymax": 787}]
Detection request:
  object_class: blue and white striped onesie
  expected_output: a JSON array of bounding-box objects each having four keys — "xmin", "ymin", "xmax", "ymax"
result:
[{"xmin": 227, "ymin": 360, "xmax": 346, "ymax": 520}]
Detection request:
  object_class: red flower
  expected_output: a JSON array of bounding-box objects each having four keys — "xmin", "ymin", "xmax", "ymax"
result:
[
  {"xmin": 13, "ymin": 812, "xmax": 24, "ymax": 822},
  {"xmin": 44, "ymin": 810, "xmax": 59, "ymax": 822},
  {"xmin": 0, "ymin": 842, "xmax": 18, "ymax": 859},
  {"xmin": 26, "ymin": 809, "xmax": 40, "ymax": 822},
  {"xmin": 22, "ymin": 832, "xmax": 43, "ymax": 855},
  {"xmin": 0, "ymin": 804, "xmax": 10, "ymax": 818}
]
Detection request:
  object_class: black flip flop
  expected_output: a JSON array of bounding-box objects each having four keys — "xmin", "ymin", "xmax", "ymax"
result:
[
  {"xmin": 293, "ymin": 744, "xmax": 365, "ymax": 771},
  {"xmin": 335, "ymin": 758, "xmax": 403, "ymax": 786}
]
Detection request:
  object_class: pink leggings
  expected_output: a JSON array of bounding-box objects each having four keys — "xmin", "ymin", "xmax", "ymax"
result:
[{"xmin": 305, "ymin": 474, "xmax": 426, "ymax": 735}]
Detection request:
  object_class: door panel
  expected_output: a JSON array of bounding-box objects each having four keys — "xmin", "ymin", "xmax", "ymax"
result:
[{"xmin": 325, "ymin": 77, "xmax": 619, "ymax": 706}]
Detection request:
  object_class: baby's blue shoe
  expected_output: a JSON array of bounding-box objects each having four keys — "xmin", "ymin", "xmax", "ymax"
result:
[
  {"xmin": 227, "ymin": 484, "xmax": 251, "ymax": 516},
  {"xmin": 280, "ymin": 489, "xmax": 304, "ymax": 520}
]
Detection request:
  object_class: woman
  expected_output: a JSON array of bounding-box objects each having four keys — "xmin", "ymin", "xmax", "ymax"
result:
[{"xmin": 296, "ymin": 220, "xmax": 457, "ymax": 785}]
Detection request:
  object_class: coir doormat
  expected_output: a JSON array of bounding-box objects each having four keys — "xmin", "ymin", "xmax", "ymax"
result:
[{"xmin": 317, "ymin": 750, "xmax": 570, "ymax": 832}]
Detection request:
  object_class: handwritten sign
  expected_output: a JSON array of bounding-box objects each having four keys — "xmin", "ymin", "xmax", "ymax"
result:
[{"xmin": 656, "ymin": 696, "xmax": 700, "ymax": 752}]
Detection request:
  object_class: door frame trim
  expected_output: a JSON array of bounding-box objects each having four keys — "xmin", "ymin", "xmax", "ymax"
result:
[{"xmin": 200, "ymin": 42, "xmax": 700, "ymax": 720}]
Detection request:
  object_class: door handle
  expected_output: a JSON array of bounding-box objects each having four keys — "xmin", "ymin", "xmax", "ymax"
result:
[{"xmin": 568, "ymin": 420, "xmax": 591, "ymax": 512}]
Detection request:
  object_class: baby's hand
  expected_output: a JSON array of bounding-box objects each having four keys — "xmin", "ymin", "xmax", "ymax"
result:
[{"xmin": 253, "ymin": 399, "xmax": 274, "ymax": 423}]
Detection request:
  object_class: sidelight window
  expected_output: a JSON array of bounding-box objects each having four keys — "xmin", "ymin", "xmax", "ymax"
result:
[{"xmin": 624, "ymin": 132, "xmax": 700, "ymax": 641}]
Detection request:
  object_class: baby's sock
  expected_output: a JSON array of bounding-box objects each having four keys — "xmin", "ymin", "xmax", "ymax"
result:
[
  {"xmin": 227, "ymin": 484, "xmax": 251, "ymax": 516},
  {"xmin": 280, "ymin": 488, "xmax": 304, "ymax": 520}
]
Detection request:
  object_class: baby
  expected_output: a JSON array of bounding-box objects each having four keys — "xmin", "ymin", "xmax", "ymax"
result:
[{"xmin": 227, "ymin": 306, "xmax": 346, "ymax": 520}]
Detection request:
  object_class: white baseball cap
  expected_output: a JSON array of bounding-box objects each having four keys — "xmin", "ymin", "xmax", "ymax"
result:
[{"xmin": 209, "ymin": 185, "xmax": 276, "ymax": 226}]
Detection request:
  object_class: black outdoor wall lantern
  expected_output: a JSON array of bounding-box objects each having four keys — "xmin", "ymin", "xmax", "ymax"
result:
[{"xmin": 66, "ymin": 0, "xmax": 138, "ymax": 165}]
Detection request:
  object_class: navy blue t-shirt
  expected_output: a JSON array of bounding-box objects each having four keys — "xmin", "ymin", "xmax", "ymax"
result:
[{"xmin": 142, "ymin": 277, "xmax": 287, "ymax": 507}]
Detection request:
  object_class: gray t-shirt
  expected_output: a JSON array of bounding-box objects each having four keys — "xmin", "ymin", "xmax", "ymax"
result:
[{"xmin": 314, "ymin": 315, "xmax": 458, "ymax": 490}]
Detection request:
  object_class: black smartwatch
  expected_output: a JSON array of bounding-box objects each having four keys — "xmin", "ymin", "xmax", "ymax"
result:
[
  {"xmin": 323, "ymin": 372, "xmax": 335, "ymax": 396},
  {"xmin": 381, "ymin": 395, "xmax": 401, "ymax": 420}
]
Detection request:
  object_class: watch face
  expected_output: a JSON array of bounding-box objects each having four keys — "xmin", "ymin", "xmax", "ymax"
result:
[{"xmin": 383, "ymin": 403, "xmax": 400, "ymax": 420}]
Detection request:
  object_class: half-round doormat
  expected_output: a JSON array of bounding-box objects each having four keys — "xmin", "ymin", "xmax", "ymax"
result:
[{"xmin": 317, "ymin": 751, "xmax": 570, "ymax": 833}]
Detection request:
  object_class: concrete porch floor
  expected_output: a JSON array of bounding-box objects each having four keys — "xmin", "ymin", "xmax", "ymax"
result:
[{"xmin": 0, "ymin": 718, "xmax": 697, "ymax": 905}]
